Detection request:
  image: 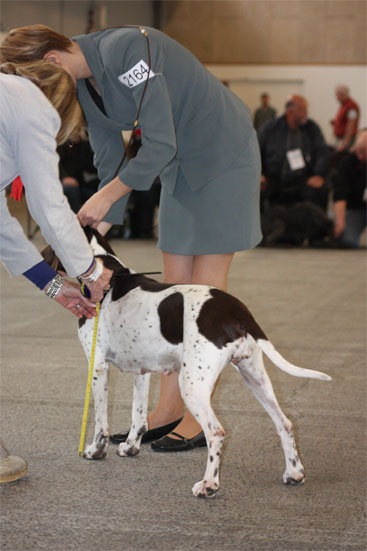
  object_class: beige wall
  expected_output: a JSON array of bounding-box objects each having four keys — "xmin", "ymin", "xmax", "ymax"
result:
[
  {"xmin": 163, "ymin": 0, "xmax": 367, "ymax": 64},
  {"xmin": 0, "ymin": 1, "xmax": 154, "ymax": 37},
  {"xmin": 1, "ymin": 1, "xmax": 365, "ymax": 63}
]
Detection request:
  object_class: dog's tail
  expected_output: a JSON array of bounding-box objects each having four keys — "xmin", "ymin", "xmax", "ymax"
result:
[{"xmin": 257, "ymin": 339, "xmax": 331, "ymax": 381}]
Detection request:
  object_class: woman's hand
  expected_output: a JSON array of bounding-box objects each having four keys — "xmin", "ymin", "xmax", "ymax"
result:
[
  {"xmin": 306, "ymin": 175, "xmax": 324, "ymax": 189},
  {"xmin": 78, "ymin": 188, "xmax": 112, "ymax": 228},
  {"xmin": 52, "ymin": 279, "xmax": 98, "ymax": 319},
  {"xmin": 86, "ymin": 264, "xmax": 113, "ymax": 303},
  {"xmin": 77, "ymin": 177, "xmax": 132, "ymax": 228}
]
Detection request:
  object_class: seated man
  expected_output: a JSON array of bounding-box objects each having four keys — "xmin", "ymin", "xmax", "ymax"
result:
[
  {"xmin": 333, "ymin": 129, "xmax": 367, "ymax": 248},
  {"xmin": 258, "ymin": 95, "xmax": 330, "ymax": 211}
]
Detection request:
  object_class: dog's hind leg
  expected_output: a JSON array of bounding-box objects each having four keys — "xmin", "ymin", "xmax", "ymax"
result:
[
  {"xmin": 117, "ymin": 373, "xmax": 151, "ymax": 457},
  {"xmin": 236, "ymin": 345, "xmax": 305, "ymax": 485},
  {"xmin": 179, "ymin": 352, "xmax": 228, "ymax": 498},
  {"xmin": 83, "ymin": 357, "xmax": 110, "ymax": 460}
]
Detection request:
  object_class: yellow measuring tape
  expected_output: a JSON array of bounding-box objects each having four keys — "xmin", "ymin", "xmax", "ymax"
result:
[{"xmin": 78, "ymin": 302, "xmax": 100, "ymax": 457}]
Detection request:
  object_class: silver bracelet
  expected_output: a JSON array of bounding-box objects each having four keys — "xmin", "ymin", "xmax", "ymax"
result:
[
  {"xmin": 45, "ymin": 274, "xmax": 64, "ymax": 299},
  {"xmin": 78, "ymin": 258, "xmax": 103, "ymax": 283}
]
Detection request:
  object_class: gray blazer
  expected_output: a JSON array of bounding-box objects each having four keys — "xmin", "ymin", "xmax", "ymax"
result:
[{"xmin": 74, "ymin": 27, "xmax": 254, "ymax": 224}]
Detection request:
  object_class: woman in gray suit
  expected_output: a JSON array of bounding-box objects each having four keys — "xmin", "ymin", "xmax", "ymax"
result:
[{"xmin": 1, "ymin": 25, "xmax": 262, "ymax": 451}]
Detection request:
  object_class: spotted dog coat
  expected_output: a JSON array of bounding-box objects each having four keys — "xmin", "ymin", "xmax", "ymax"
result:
[{"xmin": 44, "ymin": 228, "xmax": 331, "ymax": 498}]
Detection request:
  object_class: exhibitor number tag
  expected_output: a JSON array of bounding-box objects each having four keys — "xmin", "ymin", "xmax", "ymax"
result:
[{"xmin": 118, "ymin": 60, "xmax": 155, "ymax": 88}]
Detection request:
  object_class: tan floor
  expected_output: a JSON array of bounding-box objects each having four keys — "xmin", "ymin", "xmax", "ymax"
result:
[{"xmin": 0, "ymin": 201, "xmax": 366, "ymax": 550}]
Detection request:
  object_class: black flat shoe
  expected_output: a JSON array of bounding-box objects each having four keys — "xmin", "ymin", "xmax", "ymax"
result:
[
  {"xmin": 151, "ymin": 431, "xmax": 207, "ymax": 452},
  {"xmin": 109, "ymin": 418, "xmax": 183, "ymax": 445}
]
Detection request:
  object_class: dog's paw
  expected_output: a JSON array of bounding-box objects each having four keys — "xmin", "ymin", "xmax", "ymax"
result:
[
  {"xmin": 192, "ymin": 479, "xmax": 219, "ymax": 498},
  {"xmin": 117, "ymin": 442, "xmax": 140, "ymax": 457},
  {"xmin": 83, "ymin": 444, "xmax": 107, "ymax": 460},
  {"xmin": 83, "ymin": 433, "xmax": 109, "ymax": 460},
  {"xmin": 283, "ymin": 470, "xmax": 305, "ymax": 485}
]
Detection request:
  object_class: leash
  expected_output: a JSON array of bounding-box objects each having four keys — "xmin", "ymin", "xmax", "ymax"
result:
[
  {"xmin": 113, "ymin": 271, "xmax": 161, "ymax": 277},
  {"xmin": 78, "ymin": 301, "xmax": 101, "ymax": 457}
]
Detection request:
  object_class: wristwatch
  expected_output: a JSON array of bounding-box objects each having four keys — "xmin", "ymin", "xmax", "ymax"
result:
[{"xmin": 45, "ymin": 274, "xmax": 64, "ymax": 299}]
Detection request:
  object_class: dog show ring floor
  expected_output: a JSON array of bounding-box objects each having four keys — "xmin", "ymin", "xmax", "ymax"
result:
[{"xmin": 0, "ymin": 202, "xmax": 366, "ymax": 551}]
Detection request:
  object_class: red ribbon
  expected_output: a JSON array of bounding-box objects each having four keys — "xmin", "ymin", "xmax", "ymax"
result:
[{"xmin": 10, "ymin": 176, "xmax": 24, "ymax": 201}]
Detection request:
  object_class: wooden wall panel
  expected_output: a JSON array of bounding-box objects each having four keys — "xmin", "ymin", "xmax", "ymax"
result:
[{"xmin": 163, "ymin": 0, "xmax": 367, "ymax": 64}]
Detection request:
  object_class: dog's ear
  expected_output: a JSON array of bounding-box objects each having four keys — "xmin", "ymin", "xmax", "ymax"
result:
[
  {"xmin": 83, "ymin": 225, "xmax": 94, "ymax": 243},
  {"xmin": 41, "ymin": 245, "xmax": 65, "ymax": 272},
  {"xmin": 80, "ymin": 225, "xmax": 115, "ymax": 255},
  {"xmin": 85, "ymin": 225, "xmax": 116, "ymax": 256}
]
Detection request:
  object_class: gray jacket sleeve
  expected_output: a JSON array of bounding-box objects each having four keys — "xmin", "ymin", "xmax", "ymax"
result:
[
  {"xmin": 107, "ymin": 33, "xmax": 177, "ymax": 191},
  {"xmin": 84, "ymin": 121, "xmax": 130, "ymax": 224},
  {"xmin": 117, "ymin": 74, "xmax": 177, "ymax": 191}
]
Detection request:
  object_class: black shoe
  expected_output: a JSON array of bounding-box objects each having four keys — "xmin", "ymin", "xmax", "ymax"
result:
[
  {"xmin": 109, "ymin": 418, "xmax": 183, "ymax": 445},
  {"xmin": 151, "ymin": 431, "xmax": 207, "ymax": 452}
]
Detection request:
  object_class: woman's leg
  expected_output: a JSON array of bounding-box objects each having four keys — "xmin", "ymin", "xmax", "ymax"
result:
[
  {"xmin": 148, "ymin": 251, "xmax": 234, "ymax": 438},
  {"xmin": 191, "ymin": 253, "xmax": 234, "ymax": 290},
  {"xmin": 147, "ymin": 253, "xmax": 193, "ymax": 429}
]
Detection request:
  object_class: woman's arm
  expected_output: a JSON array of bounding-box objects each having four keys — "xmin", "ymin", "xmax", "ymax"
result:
[{"xmin": 13, "ymin": 96, "xmax": 95, "ymax": 278}]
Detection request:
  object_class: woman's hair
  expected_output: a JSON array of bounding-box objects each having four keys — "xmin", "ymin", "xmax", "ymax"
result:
[
  {"xmin": 0, "ymin": 61, "xmax": 83, "ymax": 144},
  {"xmin": 0, "ymin": 24, "xmax": 73, "ymax": 64}
]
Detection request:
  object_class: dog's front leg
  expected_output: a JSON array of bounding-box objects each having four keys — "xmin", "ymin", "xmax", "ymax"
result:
[
  {"xmin": 83, "ymin": 358, "xmax": 110, "ymax": 460},
  {"xmin": 117, "ymin": 373, "xmax": 151, "ymax": 457}
]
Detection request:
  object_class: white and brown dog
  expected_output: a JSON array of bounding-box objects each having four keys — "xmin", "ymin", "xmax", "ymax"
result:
[{"xmin": 43, "ymin": 227, "xmax": 331, "ymax": 498}]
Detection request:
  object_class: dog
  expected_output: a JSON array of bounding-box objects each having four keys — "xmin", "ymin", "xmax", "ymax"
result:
[
  {"xmin": 261, "ymin": 202, "xmax": 334, "ymax": 247},
  {"xmin": 42, "ymin": 227, "xmax": 331, "ymax": 498}
]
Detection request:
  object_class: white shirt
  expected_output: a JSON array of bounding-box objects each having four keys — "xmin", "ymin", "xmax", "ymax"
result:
[{"xmin": 0, "ymin": 73, "xmax": 93, "ymax": 278}]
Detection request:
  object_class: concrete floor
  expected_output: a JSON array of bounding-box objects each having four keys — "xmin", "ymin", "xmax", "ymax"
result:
[{"xmin": 0, "ymin": 204, "xmax": 366, "ymax": 551}]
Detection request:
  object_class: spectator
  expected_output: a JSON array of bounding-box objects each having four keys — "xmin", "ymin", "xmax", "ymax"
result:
[
  {"xmin": 333, "ymin": 129, "xmax": 366, "ymax": 247},
  {"xmin": 253, "ymin": 93, "xmax": 276, "ymax": 132},
  {"xmin": 258, "ymin": 95, "xmax": 330, "ymax": 211},
  {"xmin": 332, "ymin": 85, "xmax": 360, "ymax": 152},
  {"xmin": 57, "ymin": 135, "xmax": 99, "ymax": 214},
  {"xmin": 128, "ymin": 177, "xmax": 161, "ymax": 239}
]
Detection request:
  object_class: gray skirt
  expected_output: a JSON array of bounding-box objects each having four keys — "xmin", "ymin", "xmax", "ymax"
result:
[{"xmin": 158, "ymin": 134, "xmax": 262, "ymax": 255}]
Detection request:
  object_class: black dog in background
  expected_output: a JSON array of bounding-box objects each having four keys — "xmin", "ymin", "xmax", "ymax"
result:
[{"xmin": 260, "ymin": 202, "xmax": 334, "ymax": 247}]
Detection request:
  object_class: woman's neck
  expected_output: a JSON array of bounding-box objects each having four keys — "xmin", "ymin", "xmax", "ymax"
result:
[{"xmin": 66, "ymin": 41, "xmax": 93, "ymax": 80}]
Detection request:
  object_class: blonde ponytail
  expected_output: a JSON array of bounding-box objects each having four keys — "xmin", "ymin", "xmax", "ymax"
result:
[{"xmin": 0, "ymin": 61, "xmax": 83, "ymax": 144}]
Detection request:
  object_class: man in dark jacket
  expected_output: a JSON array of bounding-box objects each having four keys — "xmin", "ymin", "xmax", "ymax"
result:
[
  {"xmin": 333, "ymin": 129, "xmax": 366, "ymax": 247},
  {"xmin": 258, "ymin": 95, "xmax": 330, "ymax": 211}
]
